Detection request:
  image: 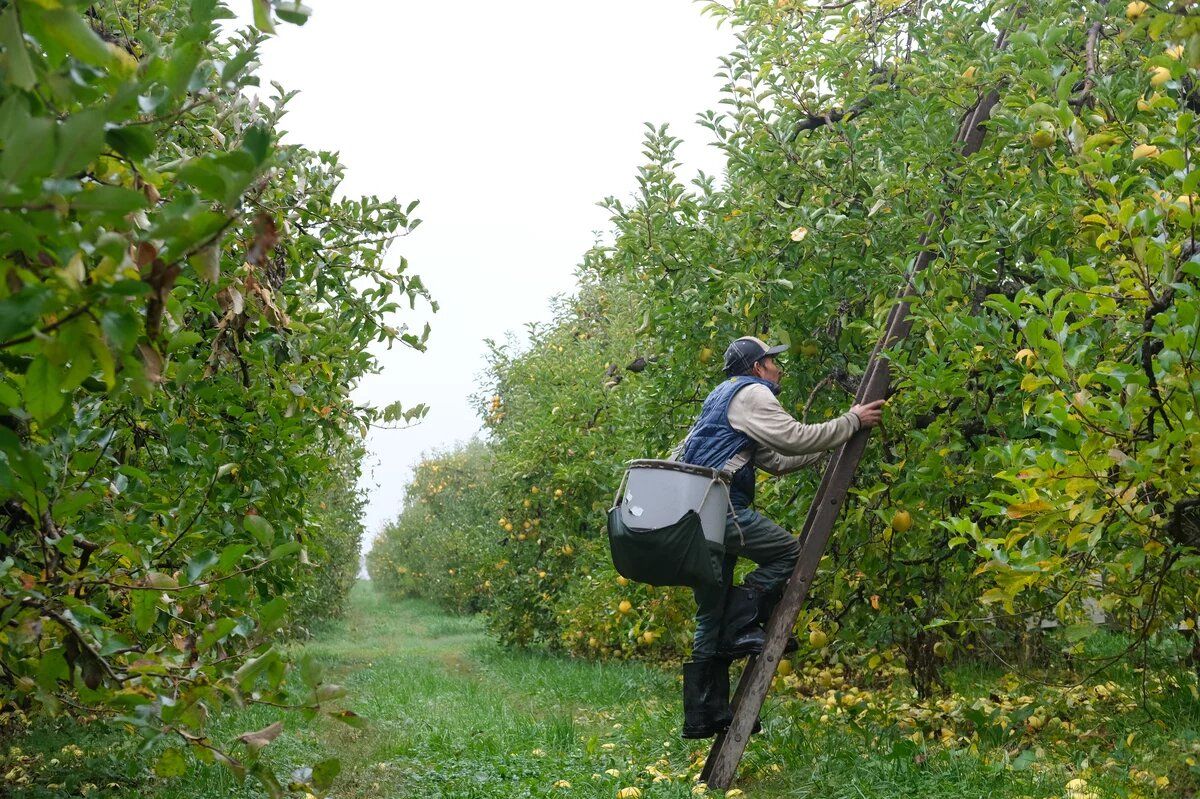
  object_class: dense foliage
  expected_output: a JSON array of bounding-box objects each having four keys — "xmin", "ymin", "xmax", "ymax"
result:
[
  {"xmin": 0, "ymin": 0, "xmax": 429, "ymax": 793},
  {"xmin": 371, "ymin": 0, "xmax": 1200, "ymax": 701}
]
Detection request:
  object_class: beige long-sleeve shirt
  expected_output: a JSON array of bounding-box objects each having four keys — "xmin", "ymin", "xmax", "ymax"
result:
[{"xmin": 727, "ymin": 383, "xmax": 860, "ymax": 475}]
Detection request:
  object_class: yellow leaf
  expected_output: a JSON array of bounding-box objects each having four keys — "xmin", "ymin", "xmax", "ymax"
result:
[
  {"xmin": 1006, "ymin": 499, "xmax": 1053, "ymax": 519},
  {"xmin": 1064, "ymin": 478, "xmax": 1093, "ymax": 497},
  {"xmin": 1065, "ymin": 524, "xmax": 1090, "ymax": 548}
]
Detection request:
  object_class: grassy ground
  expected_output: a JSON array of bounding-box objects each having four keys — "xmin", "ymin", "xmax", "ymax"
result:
[{"xmin": 4, "ymin": 583, "xmax": 1199, "ymax": 798}]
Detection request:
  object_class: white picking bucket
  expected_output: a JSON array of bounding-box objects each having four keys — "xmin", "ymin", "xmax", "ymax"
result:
[{"xmin": 617, "ymin": 459, "xmax": 729, "ymax": 545}]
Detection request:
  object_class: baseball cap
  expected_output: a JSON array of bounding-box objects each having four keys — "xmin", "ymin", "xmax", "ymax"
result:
[{"xmin": 723, "ymin": 336, "xmax": 788, "ymax": 376}]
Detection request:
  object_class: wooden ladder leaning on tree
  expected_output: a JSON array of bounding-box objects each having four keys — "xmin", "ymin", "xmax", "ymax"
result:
[{"xmin": 699, "ymin": 20, "xmax": 1022, "ymax": 788}]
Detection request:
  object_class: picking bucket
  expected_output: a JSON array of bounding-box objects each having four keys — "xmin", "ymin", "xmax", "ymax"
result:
[{"xmin": 617, "ymin": 459, "xmax": 729, "ymax": 546}]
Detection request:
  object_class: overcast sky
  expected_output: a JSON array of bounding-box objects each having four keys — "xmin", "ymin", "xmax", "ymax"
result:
[{"xmin": 244, "ymin": 2, "xmax": 736, "ymax": 549}]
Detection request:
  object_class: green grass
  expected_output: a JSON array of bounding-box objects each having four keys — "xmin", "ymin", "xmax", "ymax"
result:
[{"xmin": 4, "ymin": 584, "xmax": 1199, "ymax": 798}]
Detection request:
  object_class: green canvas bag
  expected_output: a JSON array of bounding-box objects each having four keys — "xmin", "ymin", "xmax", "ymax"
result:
[{"xmin": 606, "ymin": 505, "xmax": 725, "ymax": 590}]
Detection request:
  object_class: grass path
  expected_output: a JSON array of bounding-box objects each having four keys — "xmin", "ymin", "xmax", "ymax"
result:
[
  {"xmin": 275, "ymin": 583, "xmax": 705, "ymax": 798},
  {"xmin": 10, "ymin": 583, "xmax": 710, "ymax": 799},
  {"xmin": 11, "ymin": 582, "xmax": 1196, "ymax": 798}
]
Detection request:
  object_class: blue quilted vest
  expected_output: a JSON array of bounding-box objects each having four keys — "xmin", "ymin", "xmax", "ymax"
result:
[{"xmin": 681, "ymin": 375, "xmax": 779, "ymax": 509}]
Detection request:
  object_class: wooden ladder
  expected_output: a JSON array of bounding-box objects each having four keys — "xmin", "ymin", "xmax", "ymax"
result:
[{"xmin": 699, "ymin": 80, "xmax": 1005, "ymax": 791}]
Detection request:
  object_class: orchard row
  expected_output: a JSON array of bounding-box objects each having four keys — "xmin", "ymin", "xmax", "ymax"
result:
[{"xmin": 0, "ymin": 2, "xmax": 429, "ymax": 794}]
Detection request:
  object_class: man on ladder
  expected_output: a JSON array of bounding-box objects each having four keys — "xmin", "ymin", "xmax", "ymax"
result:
[{"xmin": 673, "ymin": 335, "xmax": 885, "ymax": 738}]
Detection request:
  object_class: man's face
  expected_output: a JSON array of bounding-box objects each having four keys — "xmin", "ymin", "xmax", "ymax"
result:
[{"xmin": 753, "ymin": 355, "xmax": 782, "ymax": 383}]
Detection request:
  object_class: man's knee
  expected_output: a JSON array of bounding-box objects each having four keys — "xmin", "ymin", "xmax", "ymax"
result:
[{"xmin": 779, "ymin": 534, "xmax": 800, "ymax": 567}]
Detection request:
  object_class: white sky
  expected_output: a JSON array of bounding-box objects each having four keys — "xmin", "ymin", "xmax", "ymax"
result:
[{"xmin": 244, "ymin": 2, "xmax": 736, "ymax": 550}]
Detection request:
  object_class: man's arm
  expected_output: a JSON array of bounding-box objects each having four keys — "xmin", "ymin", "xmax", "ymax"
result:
[
  {"xmin": 752, "ymin": 447, "xmax": 825, "ymax": 475},
  {"xmin": 728, "ymin": 383, "xmax": 862, "ymax": 457}
]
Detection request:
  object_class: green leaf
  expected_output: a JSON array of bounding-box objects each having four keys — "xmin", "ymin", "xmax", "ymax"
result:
[
  {"xmin": 72, "ymin": 186, "xmax": 150, "ymax": 214},
  {"xmin": 154, "ymin": 747, "xmax": 188, "ymax": 778},
  {"xmin": 1063, "ymin": 622, "xmax": 1096, "ymax": 642},
  {"xmin": 185, "ymin": 550, "xmax": 218, "ymax": 583},
  {"xmin": 221, "ymin": 44, "xmax": 259, "ymax": 85},
  {"xmin": 299, "ymin": 654, "xmax": 323, "ymax": 688},
  {"xmin": 100, "ymin": 311, "xmax": 138, "ymax": 353},
  {"xmin": 85, "ymin": 321, "xmax": 116, "ymax": 388},
  {"xmin": 1185, "ymin": 169, "xmax": 1200, "ymax": 196},
  {"xmin": 251, "ymin": 0, "xmax": 276, "ymax": 33},
  {"xmin": 1172, "ymin": 555, "xmax": 1200, "ymax": 571},
  {"xmin": 131, "ymin": 590, "xmax": 157, "ymax": 634},
  {"xmin": 312, "ymin": 758, "xmax": 341, "ymax": 791},
  {"xmin": 217, "ymin": 542, "xmax": 252, "ymax": 572},
  {"xmin": 243, "ymin": 514, "xmax": 275, "ymax": 548},
  {"xmin": 36, "ymin": 646, "xmax": 70, "ymax": 690},
  {"xmin": 242, "ymin": 124, "xmax": 271, "ymax": 164},
  {"xmin": 177, "ymin": 159, "xmax": 229, "ymax": 200},
  {"xmin": 117, "ymin": 464, "xmax": 152, "ymax": 484},
  {"xmin": 330, "ymin": 710, "xmax": 366, "ymax": 729},
  {"xmin": 1010, "ymin": 748, "xmax": 1037, "ymax": 771},
  {"xmin": 233, "ymin": 646, "xmax": 278, "ymax": 690},
  {"xmin": 1156, "ymin": 149, "xmax": 1187, "ymax": 171},
  {"xmin": 164, "ymin": 41, "xmax": 203, "ymax": 100},
  {"xmin": 0, "ymin": 286, "xmax": 50, "ymax": 343},
  {"xmin": 33, "ymin": 8, "xmax": 116, "ymax": 68},
  {"xmin": 1, "ymin": 114, "xmax": 53, "ymax": 183},
  {"xmin": 54, "ymin": 110, "xmax": 106, "ymax": 177},
  {"xmin": 167, "ymin": 330, "xmax": 203, "ymax": 353},
  {"xmin": 268, "ymin": 540, "xmax": 301, "ymax": 560},
  {"xmin": 887, "ymin": 738, "xmax": 919, "ymax": 763},
  {"xmin": 0, "ymin": 7, "xmax": 35, "ymax": 90},
  {"xmin": 197, "ymin": 617, "xmax": 237, "ymax": 652},
  {"xmin": 274, "ymin": 1, "xmax": 313, "ymax": 25},
  {"xmin": 53, "ymin": 489, "xmax": 99, "ymax": 523},
  {"xmin": 23, "ymin": 355, "xmax": 64, "ymax": 423},
  {"xmin": 258, "ymin": 596, "xmax": 287, "ymax": 630},
  {"xmin": 105, "ymin": 125, "xmax": 156, "ymax": 161},
  {"xmin": 0, "ymin": 379, "xmax": 20, "ymax": 411}
]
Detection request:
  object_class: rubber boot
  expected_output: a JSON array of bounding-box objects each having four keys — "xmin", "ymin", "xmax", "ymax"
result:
[
  {"xmin": 681, "ymin": 660, "xmax": 718, "ymax": 739},
  {"xmin": 717, "ymin": 585, "xmax": 767, "ymax": 658},
  {"xmin": 706, "ymin": 658, "xmax": 762, "ymax": 734},
  {"xmin": 718, "ymin": 585, "xmax": 799, "ymax": 659},
  {"xmin": 758, "ymin": 585, "xmax": 800, "ymax": 656}
]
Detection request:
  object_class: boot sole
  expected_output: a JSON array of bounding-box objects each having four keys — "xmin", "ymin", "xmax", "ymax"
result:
[
  {"xmin": 716, "ymin": 639, "xmax": 799, "ymax": 659},
  {"xmin": 715, "ymin": 648, "xmax": 759, "ymax": 660},
  {"xmin": 681, "ymin": 721, "xmax": 761, "ymax": 738},
  {"xmin": 681, "ymin": 728, "xmax": 719, "ymax": 739}
]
